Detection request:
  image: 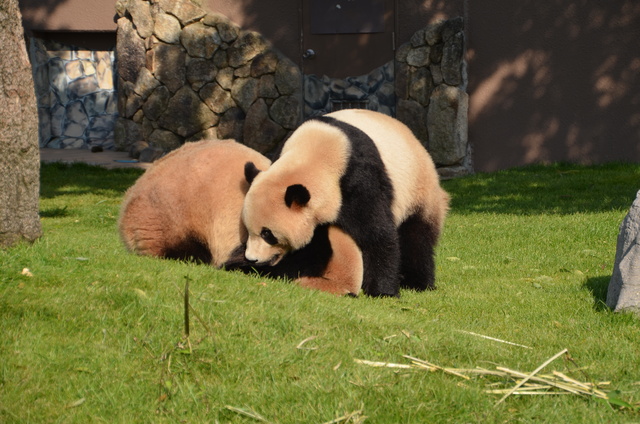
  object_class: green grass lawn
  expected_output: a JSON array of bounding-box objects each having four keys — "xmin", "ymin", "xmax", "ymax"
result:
[{"xmin": 1, "ymin": 161, "xmax": 639, "ymax": 423}]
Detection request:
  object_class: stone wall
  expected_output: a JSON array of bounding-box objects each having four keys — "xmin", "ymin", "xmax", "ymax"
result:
[
  {"xmin": 303, "ymin": 62, "xmax": 395, "ymax": 118},
  {"xmin": 114, "ymin": 0, "xmax": 470, "ymax": 176},
  {"xmin": 115, "ymin": 0, "xmax": 302, "ymax": 157},
  {"xmin": 29, "ymin": 38, "xmax": 117, "ymax": 149},
  {"xmin": 396, "ymin": 17, "xmax": 471, "ymax": 177}
]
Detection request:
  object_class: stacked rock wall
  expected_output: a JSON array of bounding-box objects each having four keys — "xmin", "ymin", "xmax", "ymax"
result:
[
  {"xmin": 115, "ymin": 0, "xmax": 302, "ymax": 157},
  {"xmin": 29, "ymin": 38, "xmax": 117, "ymax": 149},
  {"xmin": 396, "ymin": 17, "xmax": 471, "ymax": 177},
  {"xmin": 303, "ymin": 62, "xmax": 395, "ymax": 118},
  {"xmin": 114, "ymin": 0, "xmax": 470, "ymax": 176}
]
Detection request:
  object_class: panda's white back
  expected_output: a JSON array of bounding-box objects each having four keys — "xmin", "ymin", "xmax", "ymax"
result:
[{"xmin": 325, "ymin": 109, "xmax": 439, "ymax": 225}]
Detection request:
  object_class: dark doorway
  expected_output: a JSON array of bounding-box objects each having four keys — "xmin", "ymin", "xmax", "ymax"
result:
[{"xmin": 301, "ymin": 0, "xmax": 396, "ymax": 79}]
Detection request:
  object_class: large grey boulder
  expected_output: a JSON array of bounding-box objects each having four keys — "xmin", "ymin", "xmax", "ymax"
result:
[{"xmin": 607, "ymin": 190, "xmax": 640, "ymax": 315}]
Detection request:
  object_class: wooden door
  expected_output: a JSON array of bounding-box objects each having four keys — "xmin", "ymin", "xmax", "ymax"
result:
[{"xmin": 300, "ymin": 0, "xmax": 395, "ymax": 79}]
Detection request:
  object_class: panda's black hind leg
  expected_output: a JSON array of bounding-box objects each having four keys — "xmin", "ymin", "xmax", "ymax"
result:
[{"xmin": 398, "ymin": 213, "xmax": 439, "ymax": 291}]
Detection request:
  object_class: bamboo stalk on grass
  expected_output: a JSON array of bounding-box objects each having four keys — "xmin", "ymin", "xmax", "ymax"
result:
[{"xmin": 355, "ymin": 349, "xmax": 615, "ymax": 405}]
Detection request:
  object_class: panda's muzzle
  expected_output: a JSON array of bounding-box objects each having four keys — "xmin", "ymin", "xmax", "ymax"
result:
[{"xmin": 244, "ymin": 252, "xmax": 283, "ymax": 266}]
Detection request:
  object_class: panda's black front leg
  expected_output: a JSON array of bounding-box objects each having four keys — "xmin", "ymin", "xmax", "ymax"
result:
[
  {"xmin": 339, "ymin": 207, "xmax": 401, "ymax": 297},
  {"xmin": 359, "ymin": 227, "xmax": 402, "ymax": 297}
]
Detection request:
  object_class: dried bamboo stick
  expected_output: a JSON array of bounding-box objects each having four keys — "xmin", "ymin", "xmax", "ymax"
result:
[{"xmin": 495, "ymin": 348, "xmax": 568, "ymax": 406}]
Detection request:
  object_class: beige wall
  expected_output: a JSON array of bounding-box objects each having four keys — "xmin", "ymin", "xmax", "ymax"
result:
[
  {"xmin": 466, "ymin": 1, "xmax": 640, "ymax": 171},
  {"xmin": 20, "ymin": 0, "xmax": 117, "ymax": 31}
]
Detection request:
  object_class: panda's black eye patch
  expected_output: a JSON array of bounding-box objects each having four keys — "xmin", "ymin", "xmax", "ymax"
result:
[{"xmin": 260, "ymin": 228, "xmax": 278, "ymax": 245}]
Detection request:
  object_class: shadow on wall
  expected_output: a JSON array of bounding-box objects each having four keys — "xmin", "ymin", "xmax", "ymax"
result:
[
  {"xmin": 20, "ymin": 0, "xmax": 72, "ymax": 30},
  {"xmin": 467, "ymin": 1, "xmax": 640, "ymax": 172}
]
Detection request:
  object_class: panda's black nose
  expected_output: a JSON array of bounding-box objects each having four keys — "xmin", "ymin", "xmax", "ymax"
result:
[{"xmin": 245, "ymin": 258, "xmax": 259, "ymax": 264}]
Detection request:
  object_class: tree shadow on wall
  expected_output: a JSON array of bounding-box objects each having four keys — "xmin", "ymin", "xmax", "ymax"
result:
[
  {"xmin": 20, "ymin": 0, "xmax": 72, "ymax": 30},
  {"xmin": 467, "ymin": 1, "xmax": 640, "ymax": 171}
]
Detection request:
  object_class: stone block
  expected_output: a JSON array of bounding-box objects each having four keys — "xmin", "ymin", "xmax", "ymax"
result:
[
  {"xmin": 396, "ymin": 98, "xmax": 428, "ymax": 148},
  {"xmin": 37, "ymin": 107, "xmax": 52, "ymax": 147},
  {"xmin": 409, "ymin": 66, "xmax": 434, "ymax": 106},
  {"xmin": 231, "ymin": 77, "xmax": 258, "ymax": 112},
  {"xmin": 181, "ymin": 22, "xmax": 221, "ymax": 58},
  {"xmin": 607, "ymin": 191, "xmax": 640, "ymax": 315},
  {"xmin": 269, "ymin": 95, "xmax": 301, "ymax": 130},
  {"xmin": 96, "ymin": 56, "xmax": 114, "ymax": 90},
  {"xmin": 304, "ymin": 75, "xmax": 329, "ymax": 109},
  {"xmin": 410, "ymin": 28, "xmax": 426, "ymax": 47},
  {"xmin": 115, "ymin": 117, "xmax": 143, "ymax": 150},
  {"xmin": 68, "ymin": 76, "xmax": 100, "ymax": 100},
  {"xmin": 186, "ymin": 57, "xmax": 217, "ymax": 89},
  {"xmin": 51, "ymin": 104, "xmax": 65, "ymax": 137},
  {"xmin": 243, "ymin": 98, "xmax": 286, "ymax": 153},
  {"xmin": 148, "ymin": 128, "xmax": 182, "ymax": 150},
  {"xmin": 407, "ymin": 46, "xmax": 431, "ymax": 67},
  {"xmin": 147, "ymin": 42, "xmax": 186, "ymax": 93},
  {"xmin": 424, "ymin": 21, "xmax": 444, "ymax": 46},
  {"xmin": 158, "ymin": 86, "xmax": 218, "ymax": 138},
  {"xmin": 133, "ymin": 67, "xmax": 161, "ymax": 99},
  {"xmin": 129, "ymin": 0, "xmax": 154, "ymax": 38},
  {"xmin": 251, "ymin": 51, "xmax": 279, "ymax": 77},
  {"xmin": 258, "ymin": 74, "xmax": 279, "ymax": 99},
  {"xmin": 200, "ymin": 82, "xmax": 236, "ymax": 113},
  {"xmin": 64, "ymin": 101, "xmax": 89, "ymax": 137},
  {"xmin": 117, "ymin": 17, "xmax": 146, "ymax": 83},
  {"xmin": 215, "ymin": 67, "xmax": 234, "ymax": 90},
  {"xmin": 158, "ymin": 0, "xmax": 206, "ymax": 26},
  {"xmin": 84, "ymin": 91, "xmax": 112, "ymax": 116},
  {"xmin": 217, "ymin": 107, "xmax": 245, "ymax": 141},
  {"xmin": 65, "ymin": 61, "xmax": 83, "ymax": 80},
  {"xmin": 154, "ymin": 12, "xmax": 181, "ymax": 44},
  {"xmin": 49, "ymin": 58, "xmax": 69, "ymax": 104},
  {"xmin": 427, "ymin": 85, "xmax": 468, "ymax": 166},
  {"xmin": 228, "ymin": 31, "xmax": 269, "ymax": 68},
  {"xmin": 275, "ymin": 57, "xmax": 302, "ymax": 96},
  {"xmin": 442, "ymin": 32, "xmax": 464, "ymax": 86}
]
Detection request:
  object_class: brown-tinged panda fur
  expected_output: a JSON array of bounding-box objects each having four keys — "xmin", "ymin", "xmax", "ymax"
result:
[
  {"xmin": 119, "ymin": 139, "xmax": 362, "ymax": 296},
  {"xmin": 242, "ymin": 109, "xmax": 450, "ymax": 297}
]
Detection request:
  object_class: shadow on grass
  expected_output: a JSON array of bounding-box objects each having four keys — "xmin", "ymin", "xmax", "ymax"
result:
[
  {"xmin": 583, "ymin": 275, "xmax": 612, "ymax": 312},
  {"xmin": 39, "ymin": 206, "xmax": 69, "ymax": 218},
  {"xmin": 442, "ymin": 162, "xmax": 639, "ymax": 215},
  {"xmin": 40, "ymin": 162, "xmax": 144, "ymax": 200}
]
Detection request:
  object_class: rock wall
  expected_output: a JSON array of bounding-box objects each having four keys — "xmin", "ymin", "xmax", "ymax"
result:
[
  {"xmin": 396, "ymin": 17, "xmax": 470, "ymax": 177},
  {"xmin": 115, "ymin": 0, "xmax": 302, "ymax": 156},
  {"xmin": 303, "ymin": 62, "xmax": 395, "ymax": 118},
  {"xmin": 114, "ymin": 0, "xmax": 470, "ymax": 176},
  {"xmin": 29, "ymin": 38, "xmax": 117, "ymax": 149}
]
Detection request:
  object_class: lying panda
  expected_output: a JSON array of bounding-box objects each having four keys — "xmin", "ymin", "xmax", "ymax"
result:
[
  {"xmin": 242, "ymin": 109, "xmax": 450, "ymax": 297},
  {"xmin": 119, "ymin": 139, "xmax": 363, "ymax": 296}
]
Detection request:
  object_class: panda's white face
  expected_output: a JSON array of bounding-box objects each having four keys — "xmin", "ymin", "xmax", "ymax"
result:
[
  {"xmin": 244, "ymin": 227, "xmax": 289, "ymax": 266},
  {"xmin": 242, "ymin": 176, "xmax": 317, "ymax": 266}
]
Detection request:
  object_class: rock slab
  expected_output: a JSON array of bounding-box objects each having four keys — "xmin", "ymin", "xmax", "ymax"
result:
[{"xmin": 607, "ymin": 190, "xmax": 640, "ymax": 315}]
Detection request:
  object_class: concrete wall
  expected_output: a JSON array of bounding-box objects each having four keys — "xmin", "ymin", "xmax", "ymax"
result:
[{"xmin": 466, "ymin": 1, "xmax": 640, "ymax": 171}]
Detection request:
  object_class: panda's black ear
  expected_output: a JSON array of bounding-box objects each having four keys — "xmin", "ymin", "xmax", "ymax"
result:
[
  {"xmin": 285, "ymin": 184, "xmax": 310, "ymax": 208},
  {"xmin": 244, "ymin": 162, "xmax": 261, "ymax": 185}
]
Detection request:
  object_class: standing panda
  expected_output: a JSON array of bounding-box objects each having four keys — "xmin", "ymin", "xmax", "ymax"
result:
[
  {"xmin": 242, "ymin": 109, "xmax": 450, "ymax": 297},
  {"xmin": 119, "ymin": 139, "xmax": 363, "ymax": 296}
]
